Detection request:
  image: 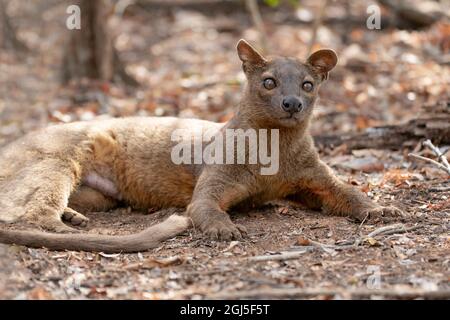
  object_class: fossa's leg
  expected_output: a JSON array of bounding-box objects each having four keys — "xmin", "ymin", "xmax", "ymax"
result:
[
  {"xmin": 68, "ymin": 186, "xmax": 119, "ymax": 213},
  {"xmin": 17, "ymin": 159, "xmax": 83, "ymax": 232},
  {"xmin": 65, "ymin": 185, "xmax": 120, "ymax": 227},
  {"xmin": 187, "ymin": 168, "xmax": 251, "ymax": 240},
  {"xmin": 292, "ymin": 160, "xmax": 406, "ymax": 221}
]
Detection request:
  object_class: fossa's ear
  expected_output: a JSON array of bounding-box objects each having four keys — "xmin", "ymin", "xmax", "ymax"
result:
[
  {"xmin": 237, "ymin": 39, "xmax": 266, "ymax": 71},
  {"xmin": 307, "ymin": 49, "xmax": 338, "ymax": 81}
]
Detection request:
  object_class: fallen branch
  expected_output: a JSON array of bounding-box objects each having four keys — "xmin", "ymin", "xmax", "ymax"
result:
[
  {"xmin": 313, "ymin": 112, "xmax": 450, "ymax": 151},
  {"xmin": 136, "ymin": 0, "xmax": 398, "ymax": 29},
  {"xmin": 211, "ymin": 287, "xmax": 450, "ymax": 299},
  {"xmin": 378, "ymin": 0, "xmax": 447, "ymax": 29}
]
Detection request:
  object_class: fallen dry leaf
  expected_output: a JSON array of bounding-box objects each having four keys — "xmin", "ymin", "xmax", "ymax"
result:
[
  {"xmin": 27, "ymin": 287, "xmax": 53, "ymax": 300},
  {"xmin": 278, "ymin": 207, "xmax": 291, "ymax": 215},
  {"xmin": 296, "ymin": 237, "xmax": 311, "ymax": 246},
  {"xmin": 337, "ymin": 156, "xmax": 384, "ymax": 173},
  {"xmin": 364, "ymin": 237, "xmax": 380, "ymax": 247},
  {"xmin": 125, "ymin": 256, "xmax": 184, "ymax": 270}
]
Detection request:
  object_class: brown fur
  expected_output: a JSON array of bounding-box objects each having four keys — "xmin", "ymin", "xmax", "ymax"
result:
[{"xmin": 0, "ymin": 40, "xmax": 406, "ymax": 252}]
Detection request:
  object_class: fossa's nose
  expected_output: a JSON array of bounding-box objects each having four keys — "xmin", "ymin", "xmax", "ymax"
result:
[{"xmin": 282, "ymin": 96, "xmax": 302, "ymax": 113}]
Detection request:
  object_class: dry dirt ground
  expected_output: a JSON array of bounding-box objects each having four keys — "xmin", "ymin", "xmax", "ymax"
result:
[
  {"xmin": 0, "ymin": 171, "xmax": 449, "ymax": 299},
  {"xmin": 0, "ymin": 1, "xmax": 449, "ymax": 299}
]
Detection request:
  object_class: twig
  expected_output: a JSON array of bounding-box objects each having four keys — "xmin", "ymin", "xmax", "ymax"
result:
[
  {"xmin": 429, "ymin": 186, "xmax": 450, "ymax": 192},
  {"xmin": 358, "ymin": 212, "xmax": 370, "ymax": 228},
  {"xmin": 423, "ymin": 139, "xmax": 450, "ymax": 171},
  {"xmin": 408, "ymin": 153, "xmax": 450, "ymax": 174},
  {"xmin": 366, "ymin": 224, "xmax": 405, "ymax": 238},
  {"xmin": 245, "ymin": 0, "xmax": 269, "ymax": 53},
  {"xmin": 307, "ymin": 0, "xmax": 328, "ymax": 56},
  {"xmin": 248, "ymin": 249, "xmax": 312, "ymax": 262},
  {"xmin": 285, "ymin": 224, "xmax": 422, "ymax": 255},
  {"xmin": 408, "ymin": 139, "xmax": 450, "ymax": 175},
  {"xmin": 307, "ymin": 239, "xmax": 351, "ymax": 254},
  {"xmin": 253, "ymin": 224, "xmax": 423, "ymax": 263},
  {"xmin": 210, "ymin": 287, "xmax": 450, "ymax": 299},
  {"xmin": 182, "ymin": 268, "xmax": 235, "ymax": 276},
  {"xmin": 249, "ymin": 235, "xmax": 364, "ymax": 262},
  {"xmin": 367, "ymin": 225, "xmax": 422, "ymax": 238}
]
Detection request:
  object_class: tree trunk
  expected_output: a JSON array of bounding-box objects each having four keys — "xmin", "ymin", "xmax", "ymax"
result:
[
  {"xmin": 61, "ymin": 0, "xmax": 137, "ymax": 85},
  {"xmin": 0, "ymin": 0, "xmax": 28, "ymax": 51}
]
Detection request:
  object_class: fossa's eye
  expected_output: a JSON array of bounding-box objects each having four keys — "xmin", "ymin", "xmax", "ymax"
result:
[
  {"xmin": 263, "ymin": 78, "xmax": 276, "ymax": 90},
  {"xmin": 302, "ymin": 81, "xmax": 313, "ymax": 92}
]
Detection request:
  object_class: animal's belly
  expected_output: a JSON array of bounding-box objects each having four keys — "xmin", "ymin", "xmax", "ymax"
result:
[
  {"xmin": 82, "ymin": 172, "xmax": 122, "ymax": 200},
  {"xmin": 82, "ymin": 162, "xmax": 197, "ymax": 209},
  {"xmin": 118, "ymin": 163, "xmax": 196, "ymax": 209}
]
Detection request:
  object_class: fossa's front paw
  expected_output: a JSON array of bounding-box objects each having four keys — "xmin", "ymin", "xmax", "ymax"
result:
[
  {"xmin": 198, "ymin": 214, "xmax": 247, "ymax": 241},
  {"xmin": 353, "ymin": 205, "xmax": 408, "ymax": 222},
  {"xmin": 204, "ymin": 218, "xmax": 247, "ymax": 241}
]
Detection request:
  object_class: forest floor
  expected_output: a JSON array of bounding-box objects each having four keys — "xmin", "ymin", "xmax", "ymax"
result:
[{"xmin": 0, "ymin": 0, "xmax": 449, "ymax": 299}]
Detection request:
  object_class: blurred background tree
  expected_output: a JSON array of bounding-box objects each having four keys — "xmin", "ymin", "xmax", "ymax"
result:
[
  {"xmin": 0, "ymin": 0, "xmax": 28, "ymax": 51},
  {"xmin": 61, "ymin": 0, "xmax": 138, "ymax": 85}
]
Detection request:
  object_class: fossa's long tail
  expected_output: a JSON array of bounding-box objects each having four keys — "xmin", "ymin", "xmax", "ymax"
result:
[{"xmin": 0, "ymin": 215, "xmax": 190, "ymax": 253}]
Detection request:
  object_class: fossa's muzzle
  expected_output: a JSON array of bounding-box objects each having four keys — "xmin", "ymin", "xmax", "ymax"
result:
[{"xmin": 281, "ymin": 95, "xmax": 303, "ymax": 114}]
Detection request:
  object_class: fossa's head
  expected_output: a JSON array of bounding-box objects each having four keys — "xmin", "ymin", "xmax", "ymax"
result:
[{"xmin": 237, "ymin": 39, "xmax": 337, "ymax": 128}]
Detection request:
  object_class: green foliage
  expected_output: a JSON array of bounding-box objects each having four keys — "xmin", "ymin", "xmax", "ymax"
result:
[
  {"xmin": 264, "ymin": 0, "xmax": 280, "ymax": 8},
  {"xmin": 264, "ymin": 0, "xmax": 299, "ymax": 8}
]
